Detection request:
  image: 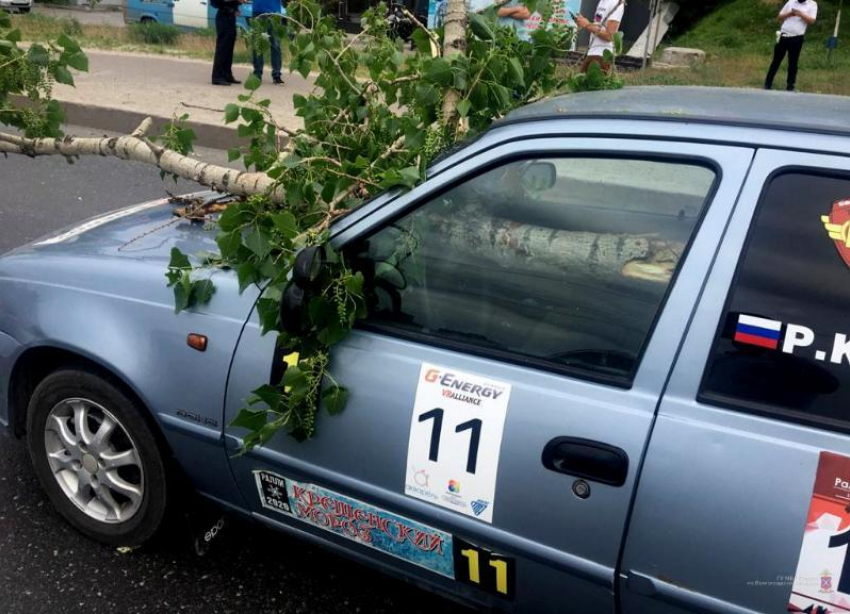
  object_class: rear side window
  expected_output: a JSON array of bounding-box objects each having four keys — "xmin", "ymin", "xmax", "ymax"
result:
[{"xmin": 701, "ymin": 172, "xmax": 850, "ymax": 430}]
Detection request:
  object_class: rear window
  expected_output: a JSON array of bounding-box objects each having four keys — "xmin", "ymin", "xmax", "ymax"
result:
[{"xmin": 701, "ymin": 171, "xmax": 850, "ymax": 430}]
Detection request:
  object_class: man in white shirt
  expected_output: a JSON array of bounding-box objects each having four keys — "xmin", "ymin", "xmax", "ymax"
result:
[
  {"xmin": 575, "ymin": 0, "xmax": 625, "ymax": 72},
  {"xmin": 765, "ymin": 0, "xmax": 818, "ymax": 91}
]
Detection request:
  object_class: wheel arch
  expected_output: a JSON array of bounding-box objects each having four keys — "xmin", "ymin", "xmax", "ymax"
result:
[{"xmin": 8, "ymin": 345, "xmax": 173, "ymax": 462}]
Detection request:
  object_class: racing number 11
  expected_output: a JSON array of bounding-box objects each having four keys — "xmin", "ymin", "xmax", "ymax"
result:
[
  {"xmin": 453, "ymin": 539, "xmax": 515, "ymax": 599},
  {"xmin": 418, "ymin": 408, "xmax": 482, "ymax": 474}
]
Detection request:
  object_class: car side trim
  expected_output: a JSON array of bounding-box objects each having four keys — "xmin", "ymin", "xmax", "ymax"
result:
[
  {"xmin": 157, "ymin": 412, "xmax": 221, "ymax": 444},
  {"xmin": 227, "ymin": 434, "xmax": 615, "ymax": 589},
  {"xmin": 625, "ymin": 572, "xmax": 763, "ymax": 614}
]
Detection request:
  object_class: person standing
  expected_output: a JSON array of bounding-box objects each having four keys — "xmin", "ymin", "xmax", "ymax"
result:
[
  {"xmin": 211, "ymin": 0, "xmax": 246, "ymax": 86},
  {"xmin": 765, "ymin": 0, "xmax": 818, "ymax": 91},
  {"xmin": 575, "ymin": 0, "xmax": 625, "ymax": 72},
  {"xmin": 495, "ymin": 0, "xmax": 532, "ymax": 37},
  {"xmin": 251, "ymin": 0, "xmax": 285, "ymax": 85}
]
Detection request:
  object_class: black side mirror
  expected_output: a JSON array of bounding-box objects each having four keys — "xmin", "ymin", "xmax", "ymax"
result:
[
  {"xmin": 280, "ymin": 282, "xmax": 308, "ymax": 335},
  {"xmin": 292, "ymin": 245, "xmax": 326, "ymax": 289},
  {"xmin": 279, "ymin": 245, "xmax": 329, "ymax": 335}
]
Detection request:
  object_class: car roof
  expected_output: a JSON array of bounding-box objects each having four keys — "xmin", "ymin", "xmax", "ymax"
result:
[{"xmin": 501, "ymin": 86, "xmax": 850, "ymax": 137}]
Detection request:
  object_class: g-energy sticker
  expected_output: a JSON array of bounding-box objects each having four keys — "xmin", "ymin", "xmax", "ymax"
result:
[
  {"xmin": 405, "ymin": 363, "xmax": 511, "ymax": 523},
  {"xmin": 789, "ymin": 452, "xmax": 850, "ymax": 613},
  {"xmin": 253, "ymin": 470, "xmax": 454, "ymax": 578}
]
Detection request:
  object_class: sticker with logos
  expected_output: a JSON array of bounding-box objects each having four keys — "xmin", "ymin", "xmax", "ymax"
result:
[
  {"xmin": 252, "ymin": 470, "xmax": 515, "ymax": 599},
  {"xmin": 404, "ymin": 363, "xmax": 512, "ymax": 524},
  {"xmin": 789, "ymin": 452, "xmax": 850, "ymax": 613}
]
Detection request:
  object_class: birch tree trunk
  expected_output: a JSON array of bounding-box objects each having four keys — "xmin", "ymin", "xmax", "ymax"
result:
[
  {"xmin": 0, "ymin": 120, "xmax": 285, "ymax": 203},
  {"xmin": 431, "ymin": 209, "xmax": 684, "ymax": 283},
  {"xmin": 440, "ymin": 0, "xmax": 468, "ymax": 128}
]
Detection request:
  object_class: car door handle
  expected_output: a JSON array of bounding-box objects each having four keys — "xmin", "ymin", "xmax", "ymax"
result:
[{"xmin": 541, "ymin": 437, "xmax": 629, "ymax": 486}]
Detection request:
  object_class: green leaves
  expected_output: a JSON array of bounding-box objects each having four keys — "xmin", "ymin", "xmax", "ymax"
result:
[
  {"xmin": 170, "ymin": 0, "xmax": 576, "ymax": 449},
  {"xmin": 224, "ymin": 103, "xmax": 240, "ymax": 124},
  {"xmin": 322, "ymin": 385, "xmax": 348, "ymax": 415},
  {"xmin": 231, "ymin": 407, "xmax": 271, "ymax": 432},
  {"xmin": 56, "ymin": 33, "xmax": 81, "ymax": 53},
  {"xmin": 165, "ymin": 248, "xmax": 216, "ymax": 313},
  {"xmin": 52, "ymin": 65, "xmax": 75, "ymax": 86},
  {"xmin": 244, "ymin": 73, "xmax": 262, "ymax": 91},
  {"xmin": 26, "ymin": 44, "xmax": 49, "ymax": 67},
  {"xmin": 469, "ymin": 13, "xmax": 496, "ymax": 41}
]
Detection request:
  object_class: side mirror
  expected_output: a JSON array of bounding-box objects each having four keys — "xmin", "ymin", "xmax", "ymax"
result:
[
  {"xmin": 520, "ymin": 161, "xmax": 557, "ymax": 193},
  {"xmin": 280, "ymin": 282, "xmax": 308, "ymax": 335},
  {"xmin": 280, "ymin": 245, "xmax": 328, "ymax": 334},
  {"xmin": 292, "ymin": 245, "xmax": 326, "ymax": 289}
]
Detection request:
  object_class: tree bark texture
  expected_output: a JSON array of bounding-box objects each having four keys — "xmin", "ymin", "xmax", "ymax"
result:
[
  {"xmin": 0, "ymin": 121, "xmax": 285, "ymax": 203},
  {"xmin": 430, "ymin": 210, "xmax": 683, "ymax": 284},
  {"xmin": 440, "ymin": 0, "xmax": 468, "ymax": 126}
]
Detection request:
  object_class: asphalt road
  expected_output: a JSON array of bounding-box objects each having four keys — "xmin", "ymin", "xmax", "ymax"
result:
[{"xmin": 0, "ymin": 133, "xmax": 473, "ymax": 614}]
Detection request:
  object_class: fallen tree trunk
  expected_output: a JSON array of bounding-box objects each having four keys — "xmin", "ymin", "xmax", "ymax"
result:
[
  {"xmin": 0, "ymin": 118, "xmax": 286, "ymax": 203},
  {"xmin": 430, "ymin": 210, "xmax": 684, "ymax": 284}
]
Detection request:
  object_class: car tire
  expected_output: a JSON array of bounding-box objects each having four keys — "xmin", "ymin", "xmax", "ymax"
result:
[{"xmin": 26, "ymin": 368, "xmax": 168, "ymax": 547}]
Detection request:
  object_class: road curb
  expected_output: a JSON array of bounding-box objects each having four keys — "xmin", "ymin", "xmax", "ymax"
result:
[{"xmin": 13, "ymin": 96, "xmax": 241, "ymax": 150}]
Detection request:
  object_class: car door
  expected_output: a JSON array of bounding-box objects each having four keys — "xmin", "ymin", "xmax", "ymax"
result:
[
  {"xmin": 223, "ymin": 135, "xmax": 753, "ymax": 613},
  {"xmin": 619, "ymin": 148, "xmax": 850, "ymax": 614},
  {"xmin": 172, "ymin": 0, "xmax": 209, "ymax": 29}
]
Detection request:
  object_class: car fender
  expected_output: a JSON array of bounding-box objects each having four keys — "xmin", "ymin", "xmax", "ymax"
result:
[{"xmin": 0, "ymin": 277, "xmax": 255, "ymax": 508}]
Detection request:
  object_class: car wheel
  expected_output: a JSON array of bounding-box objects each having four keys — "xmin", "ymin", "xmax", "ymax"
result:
[{"xmin": 26, "ymin": 368, "xmax": 168, "ymax": 546}]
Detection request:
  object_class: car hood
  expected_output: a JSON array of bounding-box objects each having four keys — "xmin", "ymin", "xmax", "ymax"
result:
[{"xmin": 0, "ymin": 193, "xmax": 260, "ymax": 319}]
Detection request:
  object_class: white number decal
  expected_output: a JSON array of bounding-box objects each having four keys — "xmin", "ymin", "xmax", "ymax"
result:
[{"xmin": 405, "ymin": 363, "xmax": 511, "ymax": 523}]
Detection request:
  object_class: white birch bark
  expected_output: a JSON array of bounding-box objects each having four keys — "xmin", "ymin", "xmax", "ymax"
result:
[{"xmin": 0, "ymin": 119, "xmax": 285, "ymax": 203}]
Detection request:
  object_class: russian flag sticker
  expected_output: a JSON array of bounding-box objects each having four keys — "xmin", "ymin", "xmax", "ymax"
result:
[{"xmin": 734, "ymin": 314, "xmax": 782, "ymax": 349}]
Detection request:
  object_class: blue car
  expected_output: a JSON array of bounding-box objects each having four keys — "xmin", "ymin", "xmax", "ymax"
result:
[{"xmin": 4, "ymin": 87, "xmax": 850, "ymax": 614}]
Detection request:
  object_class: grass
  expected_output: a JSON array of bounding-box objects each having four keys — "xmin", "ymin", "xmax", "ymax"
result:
[
  {"xmin": 625, "ymin": 0, "xmax": 850, "ymax": 95},
  {"xmin": 7, "ymin": 11, "xmax": 253, "ymax": 61},
  {"xmin": 127, "ymin": 21, "xmax": 182, "ymax": 45}
]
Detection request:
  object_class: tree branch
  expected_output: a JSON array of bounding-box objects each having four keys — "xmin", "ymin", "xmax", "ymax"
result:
[
  {"xmin": 401, "ymin": 7, "xmax": 441, "ymax": 57},
  {"xmin": 0, "ymin": 123, "xmax": 286, "ymax": 203}
]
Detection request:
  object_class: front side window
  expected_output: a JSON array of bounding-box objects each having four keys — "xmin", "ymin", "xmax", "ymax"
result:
[
  {"xmin": 352, "ymin": 156, "xmax": 716, "ymax": 384},
  {"xmin": 701, "ymin": 172, "xmax": 850, "ymax": 429}
]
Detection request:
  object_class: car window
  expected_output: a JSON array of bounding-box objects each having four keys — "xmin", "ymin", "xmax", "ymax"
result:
[
  {"xmin": 701, "ymin": 171, "xmax": 850, "ymax": 429},
  {"xmin": 352, "ymin": 156, "xmax": 716, "ymax": 384}
]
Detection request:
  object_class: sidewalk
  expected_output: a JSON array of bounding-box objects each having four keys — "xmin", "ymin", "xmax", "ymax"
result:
[{"xmin": 49, "ymin": 49, "xmax": 314, "ymax": 148}]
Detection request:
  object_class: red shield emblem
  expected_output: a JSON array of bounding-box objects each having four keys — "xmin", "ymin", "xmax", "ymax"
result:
[
  {"xmin": 821, "ymin": 575, "xmax": 833, "ymax": 591},
  {"xmin": 822, "ymin": 198, "xmax": 850, "ymax": 270}
]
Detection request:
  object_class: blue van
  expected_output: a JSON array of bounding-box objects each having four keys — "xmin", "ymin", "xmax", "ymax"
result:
[{"xmin": 124, "ymin": 0, "xmax": 257, "ymax": 30}]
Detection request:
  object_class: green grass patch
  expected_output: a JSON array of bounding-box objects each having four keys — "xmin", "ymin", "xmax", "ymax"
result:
[
  {"xmin": 128, "ymin": 21, "xmax": 182, "ymax": 45},
  {"xmin": 626, "ymin": 0, "xmax": 850, "ymax": 95}
]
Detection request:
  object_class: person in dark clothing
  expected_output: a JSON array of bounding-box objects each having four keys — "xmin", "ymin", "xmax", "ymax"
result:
[
  {"xmin": 764, "ymin": 0, "xmax": 818, "ymax": 91},
  {"xmin": 251, "ymin": 0, "xmax": 284, "ymax": 84},
  {"xmin": 212, "ymin": 0, "xmax": 245, "ymax": 86}
]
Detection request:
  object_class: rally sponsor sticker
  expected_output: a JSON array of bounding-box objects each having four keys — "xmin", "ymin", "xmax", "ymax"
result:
[
  {"xmin": 821, "ymin": 198, "xmax": 850, "ymax": 271},
  {"xmin": 789, "ymin": 452, "xmax": 850, "ymax": 613},
  {"xmin": 404, "ymin": 363, "xmax": 511, "ymax": 523},
  {"xmin": 253, "ymin": 470, "xmax": 455, "ymax": 578}
]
